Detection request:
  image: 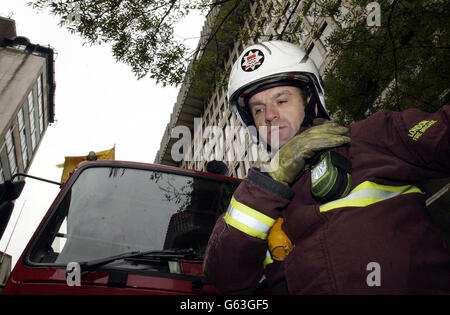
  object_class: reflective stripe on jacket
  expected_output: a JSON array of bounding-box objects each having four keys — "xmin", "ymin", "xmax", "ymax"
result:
[
  {"xmin": 224, "ymin": 196, "xmax": 276, "ymax": 240},
  {"xmin": 319, "ymin": 181, "xmax": 424, "ymax": 212}
]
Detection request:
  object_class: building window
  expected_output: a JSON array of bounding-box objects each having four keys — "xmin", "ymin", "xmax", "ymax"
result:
[
  {"xmin": 319, "ymin": 22, "xmax": 333, "ymax": 51},
  {"xmin": 18, "ymin": 107, "xmax": 28, "ymax": 169},
  {"xmin": 283, "ymin": 2, "xmax": 291, "ymax": 19},
  {"xmin": 264, "ymin": 1, "xmax": 273, "ymax": 17},
  {"xmin": 235, "ymin": 163, "xmax": 244, "ymax": 178},
  {"xmin": 216, "ymin": 130, "xmax": 224, "ymax": 160},
  {"xmin": 6, "ymin": 128, "xmax": 17, "ymax": 177},
  {"xmin": 226, "ymin": 146, "xmax": 233, "ymax": 162},
  {"xmin": 37, "ymin": 74, "xmax": 45, "ymax": 134},
  {"xmin": 306, "ymin": 1, "xmax": 317, "ymax": 25},
  {"xmin": 243, "ymin": 155, "xmax": 250, "ymax": 174},
  {"xmin": 275, "ymin": 18, "xmax": 284, "ymax": 34},
  {"xmin": 295, "ymin": 21, "xmax": 309, "ymax": 47},
  {"xmin": 28, "ymin": 90, "xmax": 37, "ymax": 150},
  {"xmin": 307, "ymin": 43, "xmax": 324, "ymax": 69},
  {"xmin": 258, "ymin": 16, "xmax": 268, "ymax": 38},
  {"xmin": 0, "ymin": 161, "xmax": 4, "ymax": 183},
  {"xmin": 230, "ymin": 49, "xmax": 237, "ymax": 65},
  {"xmin": 336, "ymin": 5, "xmax": 350, "ymax": 28}
]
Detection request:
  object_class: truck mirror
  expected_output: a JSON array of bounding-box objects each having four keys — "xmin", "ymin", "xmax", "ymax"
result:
[
  {"xmin": 206, "ymin": 160, "xmax": 229, "ymax": 176},
  {"xmin": 0, "ymin": 180, "xmax": 25, "ymax": 240},
  {"xmin": 0, "ymin": 201, "xmax": 14, "ymax": 240},
  {"xmin": 0, "ymin": 180, "xmax": 25, "ymax": 202}
]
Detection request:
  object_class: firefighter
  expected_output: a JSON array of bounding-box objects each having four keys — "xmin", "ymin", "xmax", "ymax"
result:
[{"xmin": 203, "ymin": 40, "xmax": 450, "ymax": 294}]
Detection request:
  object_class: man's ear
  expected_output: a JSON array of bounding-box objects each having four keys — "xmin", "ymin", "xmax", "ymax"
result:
[{"xmin": 306, "ymin": 96, "xmax": 318, "ymax": 115}]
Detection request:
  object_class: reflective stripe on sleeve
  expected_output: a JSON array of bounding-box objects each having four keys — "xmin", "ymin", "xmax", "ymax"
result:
[
  {"xmin": 320, "ymin": 181, "xmax": 424, "ymax": 212},
  {"xmin": 224, "ymin": 196, "xmax": 276, "ymax": 240}
]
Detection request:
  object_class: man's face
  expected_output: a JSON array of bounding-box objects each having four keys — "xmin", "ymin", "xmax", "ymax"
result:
[{"xmin": 248, "ymin": 85, "xmax": 306, "ymax": 149}]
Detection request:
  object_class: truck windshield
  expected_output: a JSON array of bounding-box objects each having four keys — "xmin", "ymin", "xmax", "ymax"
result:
[{"xmin": 28, "ymin": 166, "xmax": 238, "ymax": 266}]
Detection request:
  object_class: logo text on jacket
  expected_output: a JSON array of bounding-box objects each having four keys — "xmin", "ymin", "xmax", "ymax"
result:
[{"xmin": 408, "ymin": 120, "xmax": 436, "ymax": 141}]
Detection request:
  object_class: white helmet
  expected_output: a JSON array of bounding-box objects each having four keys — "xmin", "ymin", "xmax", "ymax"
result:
[{"xmin": 227, "ymin": 40, "xmax": 329, "ymax": 127}]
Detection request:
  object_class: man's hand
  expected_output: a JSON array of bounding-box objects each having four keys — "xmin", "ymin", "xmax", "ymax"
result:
[{"xmin": 263, "ymin": 122, "xmax": 350, "ymax": 186}]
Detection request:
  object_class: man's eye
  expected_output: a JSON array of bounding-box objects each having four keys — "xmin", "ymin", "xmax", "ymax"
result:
[
  {"xmin": 277, "ymin": 100, "xmax": 287, "ymax": 105},
  {"xmin": 254, "ymin": 108, "xmax": 264, "ymax": 115}
]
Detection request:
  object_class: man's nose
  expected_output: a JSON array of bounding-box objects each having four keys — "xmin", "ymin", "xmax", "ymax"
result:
[{"xmin": 265, "ymin": 103, "xmax": 279, "ymax": 123}]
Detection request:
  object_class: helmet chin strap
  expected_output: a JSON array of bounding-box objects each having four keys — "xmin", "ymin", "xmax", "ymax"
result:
[{"xmin": 301, "ymin": 91, "xmax": 318, "ymax": 127}]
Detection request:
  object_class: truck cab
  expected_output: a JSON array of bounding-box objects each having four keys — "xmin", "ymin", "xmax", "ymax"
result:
[{"xmin": 2, "ymin": 160, "xmax": 240, "ymax": 294}]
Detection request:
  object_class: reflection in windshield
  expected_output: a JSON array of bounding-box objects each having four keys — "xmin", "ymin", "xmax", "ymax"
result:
[{"xmin": 29, "ymin": 167, "xmax": 237, "ymax": 266}]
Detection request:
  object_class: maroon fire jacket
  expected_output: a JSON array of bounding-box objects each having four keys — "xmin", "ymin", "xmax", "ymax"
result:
[{"xmin": 203, "ymin": 106, "xmax": 450, "ymax": 294}]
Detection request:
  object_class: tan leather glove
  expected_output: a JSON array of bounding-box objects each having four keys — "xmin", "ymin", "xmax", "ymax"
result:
[{"xmin": 262, "ymin": 122, "xmax": 350, "ymax": 186}]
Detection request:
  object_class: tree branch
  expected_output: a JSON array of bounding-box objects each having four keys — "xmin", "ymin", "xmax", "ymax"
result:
[
  {"xmin": 198, "ymin": 0, "xmax": 241, "ymax": 53},
  {"xmin": 152, "ymin": 0, "xmax": 177, "ymax": 37},
  {"xmin": 279, "ymin": 0, "xmax": 303, "ymax": 39}
]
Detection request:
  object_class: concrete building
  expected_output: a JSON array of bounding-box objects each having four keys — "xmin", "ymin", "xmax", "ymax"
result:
[
  {"xmin": 0, "ymin": 17, "xmax": 56, "ymax": 182},
  {"xmin": 155, "ymin": 1, "xmax": 338, "ymax": 178}
]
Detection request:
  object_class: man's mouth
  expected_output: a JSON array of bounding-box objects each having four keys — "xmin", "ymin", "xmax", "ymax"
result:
[
  {"xmin": 267, "ymin": 126, "xmax": 285, "ymax": 144},
  {"xmin": 268, "ymin": 125, "xmax": 285, "ymax": 134}
]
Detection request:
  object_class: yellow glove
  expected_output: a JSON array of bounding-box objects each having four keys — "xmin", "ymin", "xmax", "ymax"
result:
[{"xmin": 263, "ymin": 122, "xmax": 350, "ymax": 186}]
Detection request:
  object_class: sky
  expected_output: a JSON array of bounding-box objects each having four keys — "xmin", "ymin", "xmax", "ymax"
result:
[{"xmin": 0, "ymin": 0, "xmax": 205, "ymax": 267}]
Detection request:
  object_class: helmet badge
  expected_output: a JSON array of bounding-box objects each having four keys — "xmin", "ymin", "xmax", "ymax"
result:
[{"xmin": 241, "ymin": 49, "xmax": 265, "ymax": 72}]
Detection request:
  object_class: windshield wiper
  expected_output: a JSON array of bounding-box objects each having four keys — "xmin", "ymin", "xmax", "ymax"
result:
[{"xmin": 78, "ymin": 248, "xmax": 201, "ymax": 274}]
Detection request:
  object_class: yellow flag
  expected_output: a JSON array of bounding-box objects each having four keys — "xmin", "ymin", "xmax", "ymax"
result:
[{"xmin": 58, "ymin": 146, "xmax": 115, "ymax": 183}]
